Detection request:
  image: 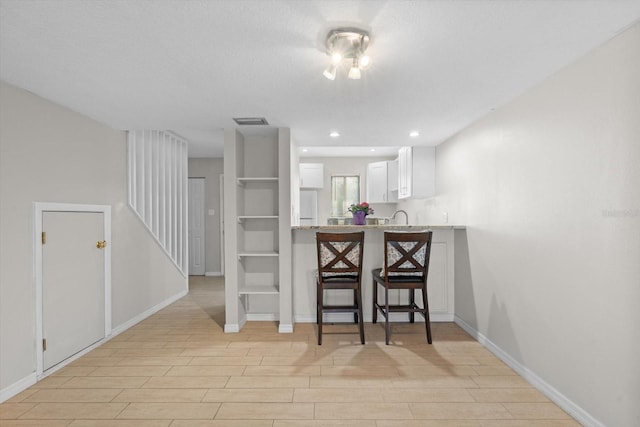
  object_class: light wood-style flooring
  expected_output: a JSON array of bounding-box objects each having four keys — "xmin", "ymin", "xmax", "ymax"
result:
[{"xmin": 1, "ymin": 276, "xmax": 579, "ymax": 426}]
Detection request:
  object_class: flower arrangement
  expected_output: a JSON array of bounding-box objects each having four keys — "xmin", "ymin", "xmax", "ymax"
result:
[{"xmin": 348, "ymin": 202, "xmax": 374, "ymax": 216}]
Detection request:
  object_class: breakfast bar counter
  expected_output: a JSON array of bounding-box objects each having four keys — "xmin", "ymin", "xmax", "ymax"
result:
[{"xmin": 290, "ymin": 225, "xmax": 461, "ymax": 324}]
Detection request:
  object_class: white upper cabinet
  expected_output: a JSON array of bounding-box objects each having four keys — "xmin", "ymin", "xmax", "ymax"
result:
[
  {"xmin": 300, "ymin": 163, "xmax": 324, "ymax": 188},
  {"xmin": 398, "ymin": 146, "xmax": 435, "ymax": 199},
  {"xmin": 366, "ymin": 160, "xmax": 399, "ymax": 203}
]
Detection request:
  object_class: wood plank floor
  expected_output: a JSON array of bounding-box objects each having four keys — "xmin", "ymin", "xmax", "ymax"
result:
[{"xmin": 1, "ymin": 276, "xmax": 580, "ymax": 426}]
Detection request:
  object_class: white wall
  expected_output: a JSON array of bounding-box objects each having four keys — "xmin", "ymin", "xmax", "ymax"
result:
[
  {"xmin": 408, "ymin": 25, "xmax": 640, "ymax": 426},
  {"xmin": 0, "ymin": 82, "xmax": 187, "ymax": 395},
  {"xmin": 300, "ymin": 156, "xmax": 398, "ymax": 225},
  {"xmin": 188, "ymin": 158, "xmax": 224, "ymax": 275}
]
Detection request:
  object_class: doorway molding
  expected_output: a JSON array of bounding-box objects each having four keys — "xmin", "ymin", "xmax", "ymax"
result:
[{"xmin": 33, "ymin": 202, "xmax": 112, "ymax": 377}]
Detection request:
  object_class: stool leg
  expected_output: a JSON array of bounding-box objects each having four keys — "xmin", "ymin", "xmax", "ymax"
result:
[
  {"xmin": 317, "ymin": 281, "xmax": 322, "ymax": 345},
  {"xmin": 384, "ymin": 285, "xmax": 391, "ymax": 345},
  {"xmin": 409, "ymin": 289, "xmax": 415, "ymax": 323},
  {"xmin": 421, "ymin": 284, "xmax": 432, "ymax": 344},
  {"xmin": 356, "ymin": 287, "xmax": 365, "ymax": 345},
  {"xmin": 372, "ymin": 279, "xmax": 378, "ymax": 324},
  {"xmin": 353, "ymin": 289, "xmax": 358, "ymax": 324}
]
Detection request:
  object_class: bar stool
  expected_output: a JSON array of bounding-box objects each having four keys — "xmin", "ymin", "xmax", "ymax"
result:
[
  {"xmin": 315, "ymin": 231, "xmax": 365, "ymax": 345},
  {"xmin": 372, "ymin": 231, "xmax": 433, "ymax": 345}
]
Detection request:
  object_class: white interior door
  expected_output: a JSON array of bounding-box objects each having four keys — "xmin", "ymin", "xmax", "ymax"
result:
[
  {"xmin": 42, "ymin": 211, "xmax": 105, "ymax": 371},
  {"xmin": 189, "ymin": 178, "xmax": 206, "ymax": 275}
]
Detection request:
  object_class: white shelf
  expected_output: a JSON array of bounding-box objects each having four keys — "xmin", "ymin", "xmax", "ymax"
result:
[
  {"xmin": 238, "ymin": 284, "xmax": 280, "ymax": 295},
  {"xmin": 237, "ymin": 215, "xmax": 279, "ymax": 223},
  {"xmin": 237, "ymin": 177, "xmax": 279, "ymax": 186},
  {"xmin": 237, "ymin": 250, "xmax": 279, "ymax": 258}
]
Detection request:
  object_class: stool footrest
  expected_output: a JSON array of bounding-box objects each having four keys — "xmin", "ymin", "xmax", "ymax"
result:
[{"xmin": 320, "ymin": 305, "xmax": 359, "ymax": 313}]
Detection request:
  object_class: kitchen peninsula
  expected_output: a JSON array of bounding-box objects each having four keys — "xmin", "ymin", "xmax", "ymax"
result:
[{"xmin": 291, "ymin": 224, "xmax": 460, "ymax": 324}]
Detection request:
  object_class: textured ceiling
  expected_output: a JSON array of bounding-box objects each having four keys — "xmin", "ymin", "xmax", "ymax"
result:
[{"xmin": 1, "ymin": 1, "xmax": 639, "ymax": 157}]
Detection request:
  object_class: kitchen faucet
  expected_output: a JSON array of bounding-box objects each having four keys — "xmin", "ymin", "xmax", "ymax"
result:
[{"xmin": 391, "ymin": 209, "xmax": 408, "ymax": 225}]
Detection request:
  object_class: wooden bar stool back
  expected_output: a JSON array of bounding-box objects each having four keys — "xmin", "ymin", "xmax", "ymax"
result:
[
  {"xmin": 372, "ymin": 231, "xmax": 433, "ymax": 345},
  {"xmin": 315, "ymin": 231, "xmax": 365, "ymax": 345}
]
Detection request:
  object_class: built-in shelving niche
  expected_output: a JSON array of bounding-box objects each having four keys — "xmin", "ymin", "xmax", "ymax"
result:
[{"xmin": 224, "ymin": 128, "xmax": 292, "ymax": 332}]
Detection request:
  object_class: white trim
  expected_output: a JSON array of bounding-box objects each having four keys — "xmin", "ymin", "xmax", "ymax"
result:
[
  {"xmin": 0, "ymin": 373, "xmax": 37, "ymax": 403},
  {"xmin": 2, "ymin": 288, "xmax": 188, "ymax": 403},
  {"xmin": 224, "ymin": 324, "xmax": 240, "ymax": 333},
  {"xmin": 34, "ymin": 202, "xmax": 112, "ymax": 377},
  {"xmin": 219, "ymin": 174, "xmax": 225, "ymax": 276},
  {"xmin": 224, "ymin": 314, "xmax": 247, "ymax": 333},
  {"xmin": 205, "ymin": 271, "xmax": 223, "ymax": 277},
  {"xmin": 278, "ymin": 324, "xmax": 294, "ymax": 333},
  {"xmin": 454, "ymin": 315, "xmax": 603, "ymax": 427},
  {"xmin": 246, "ymin": 313, "xmax": 278, "ymax": 321},
  {"xmin": 110, "ymin": 290, "xmax": 188, "ymax": 336},
  {"xmin": 38, "ymin": 335, "xmax": 109, "ymax": 379}
]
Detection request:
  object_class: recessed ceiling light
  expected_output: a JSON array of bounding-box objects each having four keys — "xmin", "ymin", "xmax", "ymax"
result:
[
  {"xmin": 370, "ymin": 148, "xmax": 376, "ymax": 152},
  {"xmin": 302, "ymin": 148, "xmax": 308, "ymax": 152},
  {"xmin": 409, "ymin": 131, "xmax": 420, "ymax": 138},
  {"xmin": 329, "ymin": 131, "xmax": 340, "ymax": 138}
]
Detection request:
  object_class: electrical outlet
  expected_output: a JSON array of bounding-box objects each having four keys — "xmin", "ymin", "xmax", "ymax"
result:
[{"xmin": 443, "ymin": 212, "xmax": 448, "ymax": 223}]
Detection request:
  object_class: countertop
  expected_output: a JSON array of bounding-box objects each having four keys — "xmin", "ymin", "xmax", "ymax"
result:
[{"xmin": 292, "ymin": 225, "xmax": 464, "ymax": 230}]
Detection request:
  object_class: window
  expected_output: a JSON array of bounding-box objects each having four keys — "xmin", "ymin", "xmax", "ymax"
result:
[{"xmin": 331, "ymin": 175, "xmax": 360, "ymax": 217}]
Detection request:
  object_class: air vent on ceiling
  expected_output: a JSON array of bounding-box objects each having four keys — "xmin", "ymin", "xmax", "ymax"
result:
[{"xmin": 233, "ymin": 117, "xmax": 269, "ymax": 126}]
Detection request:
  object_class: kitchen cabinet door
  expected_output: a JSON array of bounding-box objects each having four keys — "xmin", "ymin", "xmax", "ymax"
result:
[
  {"xmin": 366, "ymin": 160, "xmax": 398, "ymax": 203},
  {"xmin": 300, "ymin": 163, "xmax": 324, "ymax": 188},
  {"xmin": 366, "ymin": 161, "xmax": 388, "ymax": 203},
  {"xmin": 398, "ymin": 147, "xmax": 412, "ymax": 199},
  {"xmin": 398, "ymin": 146, "xmax": 434, "ymax": 199}
]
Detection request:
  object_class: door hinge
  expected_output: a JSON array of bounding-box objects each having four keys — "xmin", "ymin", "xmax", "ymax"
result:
[
  {"xmin": 41, "ymin": 232, "xmax": 47, "ymax": 245},
  {"xmin": 42, "ymin": 338, "xmax": 47, "ymax": 351}
]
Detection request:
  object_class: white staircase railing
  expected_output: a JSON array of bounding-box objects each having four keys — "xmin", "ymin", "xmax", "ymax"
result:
[{"xmin": 127, "ymin": 130, "xmax": 188, "ymax": 275}]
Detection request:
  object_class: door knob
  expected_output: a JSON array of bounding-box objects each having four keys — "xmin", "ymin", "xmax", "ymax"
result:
[{"xmin": 96, "ymin": 240, "xmax": 107, "ymax": 249}]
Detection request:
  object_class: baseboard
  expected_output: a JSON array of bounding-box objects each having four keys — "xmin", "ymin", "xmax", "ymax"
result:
[
  {"xmin": 38, "ymin": 334, "xmax": 112, "ymax": 380},
  {"xmin": 110, "ymin": 289, "xmax": 188, "ymax": 336},
  {"xmin": 0, "ymin": 373, "xmax": 37, "ymax": 403},
  {"xmin": 295, "ymin": 312, "xmax": 454, "ymax": 323},
  {"xmin": 1, "ymin": 289, "xmax": 189, "ymax": 404},
  {"xmin": 246, "ymin": 313, "xmax": 278, "ymax": 321},
  {"xmin": 224, "ymin": 324, "xmax": 240, "ymax": 333},
  {"xmin": 224, "ymin": 315, "xmax": 247, "ymax": 333},
  {"xmin": 454, "ymin": 315, "xmax": 603, "ymax": 427},
  {"xmin": 205, "ymin": 271, "xmax": 223, "ymax": 277},
  {"xmin": 278, "ymin": 324, "xmax": 294, "ymax": 333}
]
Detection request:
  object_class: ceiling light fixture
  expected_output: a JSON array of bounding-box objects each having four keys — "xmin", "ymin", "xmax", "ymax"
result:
[
  {"xmin": 329, "ymin": 131, "xmax": 340, "ymax": 138},
  {"xmin": 323, "ymin": 27, "xmax": 371, "ymax": 80},
  {"xmin": 409, "ymin": 131, "xmax": 420, "ymax": 137},
  {"xmin": 322, "ymin": 64, "xmax": 337, "ymax": 80}
]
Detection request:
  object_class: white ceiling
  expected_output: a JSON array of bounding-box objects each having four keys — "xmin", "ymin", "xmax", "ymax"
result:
[{"xmin": 1, "ymin": 1, "xmax": 639, "ymax": 158}]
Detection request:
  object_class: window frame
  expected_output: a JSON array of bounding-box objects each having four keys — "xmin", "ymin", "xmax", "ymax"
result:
[{"xmin": 330, "ymin": 174, "xmax": 360, "ymax": 217}]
